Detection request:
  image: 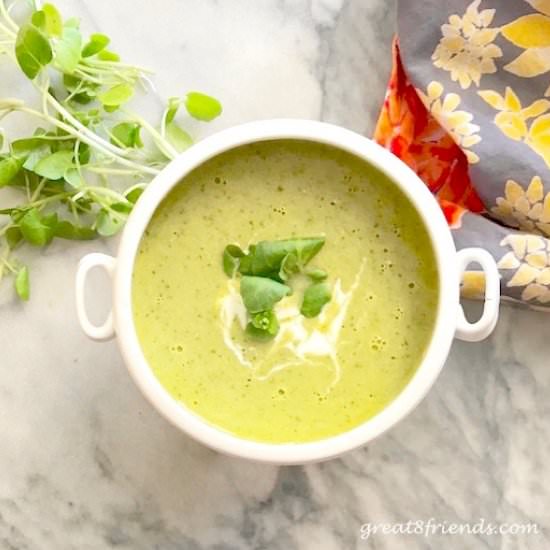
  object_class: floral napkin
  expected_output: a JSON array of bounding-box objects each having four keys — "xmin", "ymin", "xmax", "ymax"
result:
[{"xmin": 374, "ymin": 0, "xmax": 550, "ymax": 310}]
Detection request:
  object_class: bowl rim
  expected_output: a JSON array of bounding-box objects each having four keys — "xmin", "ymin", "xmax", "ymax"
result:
[{"xmin": 113, "ymin": 119, "xmax": 458, "ymax": 464}]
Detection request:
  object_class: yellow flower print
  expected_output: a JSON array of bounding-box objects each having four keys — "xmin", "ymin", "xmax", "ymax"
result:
[
  {"xmin": 478, "ymin": 87, "xmax": 550, "ymax": 167},
  {"xmin": 432, "ymin": 0, "xmax": 502, "ymax": 89},
  {"xmin": 417, "ymin": 81, "xmax": 481, "ymax": 163},
  {"xmin": 501, "ymin": 0, "xmax": 550, "ymax": 96},
  {"xmin": 498, "ymin": 234, "xmax": 550, "ymax": 304},
  {"xmin": 492, "ymin": 176, "xmax": 550, "ymax": 236}
]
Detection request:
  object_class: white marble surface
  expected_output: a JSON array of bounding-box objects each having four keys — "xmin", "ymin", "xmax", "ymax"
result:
[{"xmin": 1, "ymin": 1, "xmax": 549, "ymax": 549}]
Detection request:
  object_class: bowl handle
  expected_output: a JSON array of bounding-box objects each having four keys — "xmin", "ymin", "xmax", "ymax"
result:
[
  {"xmin": 76, "ymin": 253, "xmax": 116, "ymax": 341},
  {"xmin": 455, "ymin": 248, "xmax": 500, "ymax": 342}
]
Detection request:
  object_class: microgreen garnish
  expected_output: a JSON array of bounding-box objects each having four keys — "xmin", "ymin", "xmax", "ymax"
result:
[
  {"xmin": 223, "ymin": 244, "xmax": 245, "ymax": 277},
  {"xmin": 0, "ymin": 0, "xmax": 222, "ymax": 300},
  {"xmin": 222, "ymin": 238, "xmax": 332, "ymax": 339},
  {"xmin": 247, "ymin": 309, "xmax": 279, "ymax": 339},
  {"xmin": 301, "ymin": 282, "xmax": 331, "ymax": 318},
  {"xmin": 238, "ymin": 237, "xmax": 325, "ymax": 278},
  {"xmin": 240, "ymin": 276, "xmax": 291, "ymax": 313}
]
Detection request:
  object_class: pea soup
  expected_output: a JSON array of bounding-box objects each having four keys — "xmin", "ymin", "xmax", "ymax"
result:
[{"xmin": 132, "ymin": 140, "xmax": 438, "ymax": 443}]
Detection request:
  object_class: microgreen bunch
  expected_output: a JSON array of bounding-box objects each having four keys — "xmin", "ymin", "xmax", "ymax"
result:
[
  {"xmin": 0, "ymin": 0, "xmax": 222, "ymax": 300},
  {"xmin": 223, "ymin": 237, "xmax": 332, "ymax": 339}
]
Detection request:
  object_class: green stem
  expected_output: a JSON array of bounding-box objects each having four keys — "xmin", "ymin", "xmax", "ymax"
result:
[
  {"xmin": 30, "ymin": 177, "xmax": 47, "ymax": 202},
  {"xmin": 78, "ymin": 185, "xmax": 128, "ymax": 202},
  {"xmin": 1, "ymin": 256, "xmax": 16, "ymax": 273},
  {"xmin": 24, "ymin": 171, "xmax": 31, "ymax": 201},
  {"xmin": 72, "ymin": 68, "xmax": 104, "ymax": 85},
  {"xmin": 124, "ymin": 108, "xmax": 178, "ymax": 160},
  {"xmin": 64, "ymin": 79, "xmax": 87, "ymax": 103},
  {"xmin": 28, "ymin": 134, "xmax": 76, "ymax": 142},
  {"xmin": 82, "ymin": 58, "xmax": 154, "ymax": 74},
  {"xmin": 40, "ymin": 82, "xmax": 130, "ymax": 159},
  {"xmin": 101, "ymin": 203, "xmax": 128, "ymax": 221},
  {"xmin": 0, "ymin": 1, "xmax": 18, "ymax": 33},
  {"xmin": 85, "ymin": 166, "xmax": 142, "ymax": 175},
  {"xmin": 69, "ymin": 200, "xmax": 80, "ymax": 223},
  {"xmin": 77, "ymin": 64, "xmax": 136, "ymax": 84},
  {"xmin": 31, "ymin": 192, "xmax": 72, "ymax": 208},
  {"xmin": 17, "ymin": 105, "xmax": 160, "ymax": 175}
]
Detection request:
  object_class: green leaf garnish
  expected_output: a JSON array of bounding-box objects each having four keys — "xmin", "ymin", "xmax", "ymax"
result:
[
  {"xmin": 32, "ymin": 4, "xmax": 63, "ymax": 37},
  {"xmin": 240, "ymin": 276, "xmax": 291, "ymax": 314},
  {"xmin": 42, "ymin": 4, "xmax": 63, "ymax": 36},
  {"xmin": 125, "ymin": 186, "xmax": 144, "ymax": 204},
  {"xmin": 15, "ymin": 266, "xmax": 30, "ymax": 301},
  {"xmin": 63, "ymin": 167, "xmax": 83, "ymax": 188},
  {"xmin": 15, "ymin": 22, "xmax": 53, "ymax": 79},
  {"xmin": 31, "ymin": 10, "xmax": 46, "ymax": 30},
  {"xmin": 223, "ymin": 244, "xmax": 245, "ymax": 277},
  {"xmin": 81, "ymin": 33, "xmax": 109, "ymax": 57},
  {"xmin": 96, "ymin": 209, "xmax": 124, "ymax": 236},
  {"xmin": 97, "ymin": 49, "xmax": 119, "ymax": 61},
  {"xmin": 63, "ymin": 73, "xmax": 99, "ymax": 103},
  {"xmin": 184, "ymin": 92, "xmax": 222, "ymax": 121},
  {"xmin": 6, "ymin": 227, "xmax": 23, "ymax": 250},
  {"xmin": 54, "ymin": 25, "xmax": 82, "ymax": 74},
  {"xmin": 12, "ymin": 137, "xmax": 49, "ymax": 158},
  {"xmin": 279, "ymin": 252, "xmax": 298, "ymax": 281},
  {"xmin": 301, "ymin": 282, "xmax": 332, "ymax": 318},
  {"xmin": 19, "ymin": 209, "xmax": 57, "ymax": 246},
  {"xmin": 110, "ymin": 122, "xmax": 143, "ymax": 148},
  {"xmin": 54, "ymin": 220, "xmax": 96, "ymax": 240},
  {"xmin": 165, "ymin": 122, "xmax": 193, "ymax": 152},
  {"xmin": 98, "ymin": 83, "xmax": 133, "ymax": 108},
  {"xmin": 0, "ymin": 156, "xmax": 24, "ymax": 186},
  {"xmin": 165, "ymin": 97, "xmax": 180, "ymax": 124},
  {"xmin": 222, "ymin": 237, "xmax": 332, "ymax": 338},
  {"xmin": 63, "ymin": 17, "xmax": 79, "ymax": 28},
  {"xmin": 239, "ymin": 237, "xmax": 325, "ymax": 277},
  {"xmin": 247, "ymin": 310, "xmax": 279, "ymax": 339},
  {"xmin": 33, "ymin": 150, "xmax": 73, "ymax": 179}
]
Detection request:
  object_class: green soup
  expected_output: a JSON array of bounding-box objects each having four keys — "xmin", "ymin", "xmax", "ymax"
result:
[{"xmin": 132, "ymin": 140, "xmax": 439, "ymax": 443}]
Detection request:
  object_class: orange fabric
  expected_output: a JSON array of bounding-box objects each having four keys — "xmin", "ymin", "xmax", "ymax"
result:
[{"xmin": 374, "ymin": 39, "xmax": 483, "ymax": 228}]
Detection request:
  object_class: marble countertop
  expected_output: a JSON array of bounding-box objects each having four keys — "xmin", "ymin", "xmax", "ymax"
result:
[{"xmin": 1, "ymin": 1, "xmax": 549, "ymax": 549}]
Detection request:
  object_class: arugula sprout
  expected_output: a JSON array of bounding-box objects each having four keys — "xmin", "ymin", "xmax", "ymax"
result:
[
  {"xmin": 301, "ymin": 282, "xmax": 332, "ymax": 318},
  {"xmin": 0, "ymin": 0, "xmax": 222, "ymax": 300}
]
